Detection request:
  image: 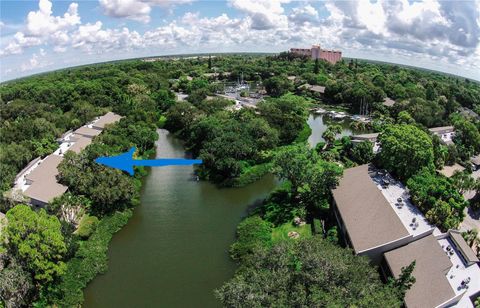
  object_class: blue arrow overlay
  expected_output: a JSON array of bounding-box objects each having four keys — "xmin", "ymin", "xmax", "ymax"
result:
[{"xmin": 95, "ymin": 147, "xmax": 202, "ymax": 176}]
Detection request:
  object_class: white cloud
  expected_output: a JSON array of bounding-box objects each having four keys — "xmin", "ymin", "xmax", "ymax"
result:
[
  {"xmin": 99, "ymin": 0, "xmax": 193, "ymax": 23},
  {"xmin": 99, "ymin": 0, "xmax": 151, "ymax": 23},
  {"xmin": 289, "ymin": 5, "xmax": 319, "ymax": 25},
  {"xmin": 0, "ymin": 0, "xmax": 79, "ymax": 56},
  {"xmin": 25, "ymin": 0, "xmax": 80, "ymax": 36},
  {"xmin": 71, "ymin": 21, "xmax": 144, "ymax": 53},
  {"xmin": 20, "ymin": 50, "xmax": 51, "ymax": 71},
  {"xmin": 229, "ymin": 0, "xmax": 290, "ymax": 30}
]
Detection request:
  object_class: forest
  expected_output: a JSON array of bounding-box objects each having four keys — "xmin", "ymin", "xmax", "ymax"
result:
[{"xmin": 0, "ymin": 53, "xmax": 479, "ymax": 306}]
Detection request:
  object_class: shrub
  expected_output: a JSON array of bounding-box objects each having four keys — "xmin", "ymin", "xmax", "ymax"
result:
[
  {"xmin": 230, "ymin": 216, "xmax": 272, "ymax": 260},
  {"xmin": 313, "ymin": 219, "xmax": 323, "ymax": 235},
  {"xmin": 75, "ymin": 215, "xmax": 100, "ymax": 239},
  {"xmin": 52, "ymin": 210, "xmax": 132, "ymax": 307}
]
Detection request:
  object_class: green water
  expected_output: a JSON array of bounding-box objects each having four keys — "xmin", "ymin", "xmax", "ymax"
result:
[
  {"xmin": 307, "ymin": 113, "xmax": 367, "ymax": 147},
  {"xmin": 83, "ymin": 129, "xmax": 276, "ymax": 307}
]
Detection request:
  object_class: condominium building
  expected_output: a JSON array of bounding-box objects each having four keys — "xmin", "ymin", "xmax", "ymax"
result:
[
  {"xmin": 332, "ymin": 164, "xmax": 480, "ymax": 307},
  {"xmin": 12, "ymin": 112, "xmax": 122, "ymax": 206},
  {"xmin": 290, "ymin": 44, "xmax": 342, "ymax": 64}
]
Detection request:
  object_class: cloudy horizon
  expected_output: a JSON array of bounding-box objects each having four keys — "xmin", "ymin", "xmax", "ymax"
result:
[{"xmin": 1, "ymin": 0, "xmax": 480, "ymax": 82}]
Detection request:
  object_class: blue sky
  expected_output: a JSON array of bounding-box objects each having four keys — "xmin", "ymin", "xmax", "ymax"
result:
[{"xmin": 1, "ymin": 0, "xmax": 479, "ymax": 81}]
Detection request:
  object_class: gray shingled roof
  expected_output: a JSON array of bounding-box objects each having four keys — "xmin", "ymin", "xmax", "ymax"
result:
[
  {"xmin": 332, "ymin": 164, "xmax": 410, "ymax": 253},
  {"xmin": 449, "ymin": 230, "xmax": 479, "ymax": 264},
  {"xmin": 91, "ymin": 112, "xmax": 122, "ymax": 130},
  {"xmin": 384, "ymin": 235, "xmax": 455, "ymax": 308},
  {"xmin": 24, "ymin": 180, "xmax": 68, "ymax": 204},
  {"xmin": 74, "ymin": 126, "xmax": 102, "ymax": 138},
  {"xmin": 67, "ymin": 135, "xmax": 93, "ymax": 154},
  {"xmin": 26, "ymin": 155, "xmax": 63, "ymax": 183}
]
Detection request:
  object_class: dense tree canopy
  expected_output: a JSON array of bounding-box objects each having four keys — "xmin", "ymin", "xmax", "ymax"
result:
[
  {"xmin": 407, "ymin": 168, "xmax": 467, "ymax": 230},
  {"xmin": 257, "ymin": 94, "xmax": 309, "ymax": 145},
  {"xmin": 2, "ymin": 205, "xmax": 67, "ymax": 284},
  {"xmin": 216, "ymin": 238, "xmax": 403, "ymax": 307},
  {"xmin": 378, "ymin": 124, "xmax": 435, "ymax": 180}
]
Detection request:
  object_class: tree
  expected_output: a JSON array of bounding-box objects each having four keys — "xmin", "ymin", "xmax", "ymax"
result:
[
  {"xmin": 389, "ymin": 261, "xmax": 416, "ymax": 298},
  {"xmin": 263, "ymin": 76, "xmax": 293, "ymax": 97},
  {"xmin": 0, "ymin": 260, "xmax": 34, "ymax": 307},
  {"xmin": 322, "ymin": 124, "xmax": 342, "ymax": 148},
  {"xmin": 451, "ymin": 171, "xmax": 476, "ymax": 194},
  {"xmin": 258, "ymin": 94, "xmax": 308, "ymax": 144},
  {"xmin": 407, "ymin": 168, "xmax": 467, "ymax": 230},
  {"xmin": 350, "ymin": 140, "xmax": 374, "ymax": 164},
  {"xmin": 462, "ymin": 229, "xmax": 478, "ymax": 247},
  {"xmin": 216, "ymin": 238, "xmax": 403, "ymax": 307},
  {"xmin": 48, "ymin": 193, "xmax": 91, "ymax": 227},
  {"xmin": 397, "ymin": 111, "xmax": 415, "ymax": 125},
  {"xmin": 2, "ymin": 205, "xmax": 67, "ymax": 284},
  {"xmin": 453, "ymin": 118, "xmax": 480, "ymax": 159},
  {"xmin": 313, "ymin": 58, "xmax": 320, "ymax": 74},
  {"xmin": 58, "ymin": 150, "xmax": 137, "ymax": 216},
  {"xmin": 378, "ymin": 124, "xmax": 435, "ymax": 180},
  {"xmin": 165, "ymin": 101, "xmax": 199, "ymax": 137},
  {"xmin": 272, "ymin": 145, "xmax": 343, "ymax": 209}
]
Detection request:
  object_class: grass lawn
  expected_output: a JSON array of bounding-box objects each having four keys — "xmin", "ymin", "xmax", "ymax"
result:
[{"xmin": 272, "ymin": 222, "xmax": 312, "ymax": 243}]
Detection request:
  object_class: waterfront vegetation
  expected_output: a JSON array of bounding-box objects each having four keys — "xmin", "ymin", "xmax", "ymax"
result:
[{"xmin": 0, "ymin": 54, "xmax": 479, "ymax": 306}]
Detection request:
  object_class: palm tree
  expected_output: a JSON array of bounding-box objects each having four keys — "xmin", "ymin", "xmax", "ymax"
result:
[
  {"xmin": 451, "ymin": 171, "xmax": 476, "ymax": 194},
  {"xmin": 462, "ymin": 228, "xmax": 478, "ymax": 247},
  {"xmin": 322, "ymin": 124, "xmax": 342, "ymax": 149}
]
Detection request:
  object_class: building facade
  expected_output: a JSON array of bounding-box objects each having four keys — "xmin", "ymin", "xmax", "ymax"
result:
[{"xmin": 290, "ymin": 44, "xmax": 342, "ymax": 64}]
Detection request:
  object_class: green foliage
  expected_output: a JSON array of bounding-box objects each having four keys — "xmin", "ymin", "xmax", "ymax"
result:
[
  {"xmin": 59, "ymin": 150, "xmax": 137, "ymax": 216},
  {"xmin": 349, "ymin": 140, "xmax": 375, "ymax": 164},
  {"xmin": 75, "ymin": 215, "xmax": 100, "ymax": 239},
  {"xmin": 0, "ymin": 260, "xmax": 34, "ymax": 307},
  {"xmin": 263, "ymin": 75, "xmax": 293, "ymax": 97},
  {"xmin": 3, "ymin": 205, "xmax": 67, "ymax": 284},
  {"xmin": 397, "ymin": 110, "xmax": 415, "ymax": 125},
  {"xmin": 396, "ymin": 97, "xmax": 446, "ymax": 127},
  {"xmin": 230, "ymin": 162, "xmax": 272, "ymax": 187},
  {"xmin": 407, "ymin": 168, "xmax": 467, "ymax": 230},
  {"xmin": 272, "ymin": 144, "xmax": 343, "ymax": 209},
  {"xmin": 217, "ymin": 238, "xmax": 402, "ymax": 307},
  {"xmin": 326, "ymin": 226, "xmax": 339, "ymax": 244},
  {"xmin": 451, "ymin": 170, "xmax": 477, "ymax": 194},
  {"xmin": 230, "ymin": 216, "xmax": 272, "ymax": 260},
  {"xmin": 167, "ymin": 105, "xmax": 281, "ymax": 185},
  {"xmin": 312, "ymin": 218, "xmax": 323, "ymax": 235},
  {"xmin": 258, "ymin": 94, "xmax": 308, "ymax": 144},
  {"xmin": 52, "ymin": 210, "xmax": 132, "ymax": 307},
  {"xmin": 321, "ymin": 124, "xmax": 342, "ymax": 148},
  {"xmin": 453, "ymin": 117, "xmax": 480, "ymax": 159},
  {"xmin": 378, "ymin": 124, "xmax": 435, "ymax": 180},
  {"xmin": 260, "ymin": 184, "xmax": 298, "ymax": 226},
  {"xmin": 389, "ymin": 261, "xmax": 416, "ymax": 298},
  {"xmin": 294, "ymin": 122, "xmax": 312, "ymax": 144}
]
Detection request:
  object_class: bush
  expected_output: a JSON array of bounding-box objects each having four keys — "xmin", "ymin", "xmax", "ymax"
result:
[
  {"xmin": 231, "ymin": 162, "xmax": 272, "ymax": 187},
  {"xmin": 75, "ymin": 215, "xmax": 100, "ymax": 239},
  {"xmin": 326, "ymin": 226, "xmax": 339, "ymax": 244},
  {"xmin": 52, "ymin": 210, "xmax": 132, "ymax": 307},
  {"xmin": 313, "ymin": 218, "xmax": 323, "ymax": 235},
  {"xmin": 294, "ymin": 122, "xmax": 312, "ymax": 143},
  {"xmin": 230, "ymin": 216, "xmax": 272, "ymax": 260}
]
